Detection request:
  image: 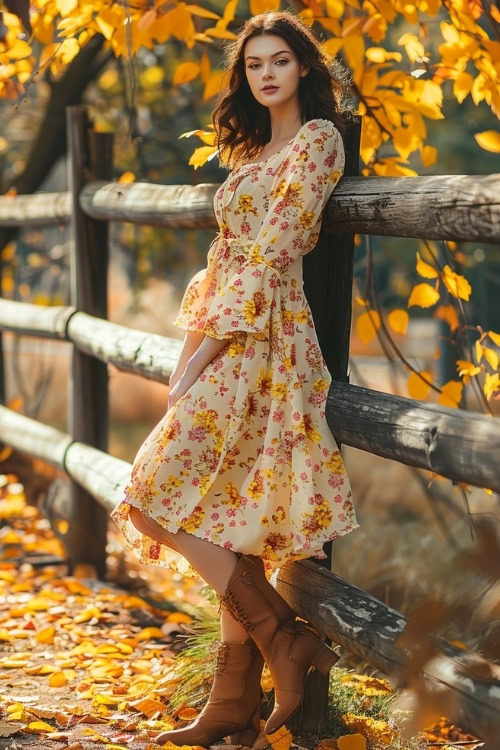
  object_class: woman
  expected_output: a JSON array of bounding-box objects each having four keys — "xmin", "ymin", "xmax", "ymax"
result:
[{"xmin": 110, "ymin": 9, "xmax": 360, "ymax": 747}]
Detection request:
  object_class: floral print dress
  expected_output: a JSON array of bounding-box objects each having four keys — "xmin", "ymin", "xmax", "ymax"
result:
[{"xmin": 110, "ymin": 118, "xmax": 360, "ymax": 578}]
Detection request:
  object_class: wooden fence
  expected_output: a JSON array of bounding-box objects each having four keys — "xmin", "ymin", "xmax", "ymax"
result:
[{"xmin": 0, "ymin": 105, "xmax": 499, "ymax": 741}]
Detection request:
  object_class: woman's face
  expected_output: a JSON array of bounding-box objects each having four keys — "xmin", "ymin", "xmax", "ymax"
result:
[{"xmin": 243, "ymin": 34, "xmax": 309, "ymax": 110}]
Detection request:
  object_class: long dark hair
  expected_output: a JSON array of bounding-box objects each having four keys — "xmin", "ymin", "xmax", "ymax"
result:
[{"xmin": 212, "ymin": 10, "xmax": 355, "ymax": 170}]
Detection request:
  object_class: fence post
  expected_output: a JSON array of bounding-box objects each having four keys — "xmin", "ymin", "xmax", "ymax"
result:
[
  {"xmin": 281, "ymin": 115, "xmax": 362, "ymax": 736},
  {"xmin": 65, "ymin": 105, "xmax": 113, "ymax": 578}
]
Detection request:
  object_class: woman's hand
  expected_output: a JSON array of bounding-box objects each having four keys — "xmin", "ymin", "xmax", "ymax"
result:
[
  {"xmin": 167, "ymin": 334, "xmax": 230, "ymax": 411},
  {"xmin": 167, "ymin": 365, "xmax": 200, "ymax": 411}
]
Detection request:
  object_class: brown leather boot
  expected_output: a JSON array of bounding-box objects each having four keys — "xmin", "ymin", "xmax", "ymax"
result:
[
  {"xmin": 219, "ymin": 554, "xmax": 340, "ymax": 735},
  {"xmin": 155, "ymin": 639, "xmax": 264, "ymax": 746}
]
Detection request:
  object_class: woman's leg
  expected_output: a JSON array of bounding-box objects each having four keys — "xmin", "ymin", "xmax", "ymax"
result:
[
  {"xmin": 129, "ymin": 507, "xmax": 249, "ymax": 640},
  {"xmin": 128, "ymin": 506, "xmax": 240, "ymax": 594},
  {"xmin": 128, "ymin": 506, "xmax": 260, "ymax": 746}
]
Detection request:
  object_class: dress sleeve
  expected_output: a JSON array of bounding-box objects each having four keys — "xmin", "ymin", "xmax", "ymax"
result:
[
  {"xmin": 249, "ymin": 118, "xmax": 345, "ymax": 275},
  {"xmin": 173, "ymin": 119, "xmax": 344, "ymax": 341}
]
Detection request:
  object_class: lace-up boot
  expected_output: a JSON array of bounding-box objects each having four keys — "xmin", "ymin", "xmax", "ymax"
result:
[
  {"xmin": 155, "ymin": 639, "xmax": 264, "ymax": 746},
  {"xmin": 219, "ymin": 554, "xmax": 340, "ymax": 735}
]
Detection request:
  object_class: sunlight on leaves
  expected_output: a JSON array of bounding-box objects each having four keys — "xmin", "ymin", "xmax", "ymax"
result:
[
  {"xmin": 356, "ymin": 310, "xmax": 381, "ymax": 343},
  {"xmin": 407, "ymin": 370, "xmax": 432, "ymax": 399},
  {"xmin": 407, "ymin": 283, "xmax": 440, "ymax": 308}
]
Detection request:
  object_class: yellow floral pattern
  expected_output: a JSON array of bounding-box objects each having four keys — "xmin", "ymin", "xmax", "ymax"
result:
[{"xmin": 111, "ymin": 119, "xmax": 360, "ymax": 577}]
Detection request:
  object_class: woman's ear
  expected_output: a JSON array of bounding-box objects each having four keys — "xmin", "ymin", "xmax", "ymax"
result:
[{"xmin": 300, "ymin": 62, "xmax": 310, "ymax": 77}]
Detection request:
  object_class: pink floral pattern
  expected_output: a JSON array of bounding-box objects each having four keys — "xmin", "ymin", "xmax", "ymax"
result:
[{"xmin": 110, "ymin": 119, "xmax": 360, "ymax": 578}]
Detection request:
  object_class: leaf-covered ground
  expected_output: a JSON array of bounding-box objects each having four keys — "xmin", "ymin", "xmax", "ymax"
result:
[{"xmin": 0, "ymin": 468, "xmax": 485, "ymax": 750}]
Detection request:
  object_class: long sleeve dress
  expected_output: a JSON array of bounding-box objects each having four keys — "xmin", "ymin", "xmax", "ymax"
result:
[{"xmin": 110, "ymin": 118, "xmax": 360, "ymax": 578}]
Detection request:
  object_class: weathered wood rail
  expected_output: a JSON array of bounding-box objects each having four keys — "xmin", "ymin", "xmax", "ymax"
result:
[
  {"xmin": 0, "ymin": 105, "xmax": 499, "ymax": 741},
  {"xmin": 1, "ymin": 173, "xmax": 498, "ymax": 244}
]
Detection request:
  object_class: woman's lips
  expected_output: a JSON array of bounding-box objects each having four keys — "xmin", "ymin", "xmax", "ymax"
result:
[{"xmin": 262, "ymin": 86, "xmax": 279, "ymax": 93}]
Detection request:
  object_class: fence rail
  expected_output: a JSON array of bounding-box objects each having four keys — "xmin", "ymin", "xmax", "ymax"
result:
[
  {"xmin": 1, "ymin": 173, "xmax": 499, "ymax": 243},
  {"xmin": 0, "ymin": 105, "xmax": 499, "ymax": 741}
]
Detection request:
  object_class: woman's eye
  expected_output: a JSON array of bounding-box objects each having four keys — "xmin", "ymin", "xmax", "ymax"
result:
[{"xmin": 248, "ymin": 60, "xmax": 288, "ymax": 69}]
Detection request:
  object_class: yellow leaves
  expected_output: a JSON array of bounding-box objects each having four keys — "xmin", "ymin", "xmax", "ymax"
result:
[
  {"xmin": 440, "ymin": 20, "xmax": 461, "ymax": 45},
  {"xmin": 118, "ymin": 171, "xmax": 135, "ymax": 184},
  {"xmin": 322, "ymin": 36, "xmax": 344, "ymax": 57},
  {"xmin": 337, "ymin": 734, "xmax": 366, "ymax": 750},
  {"xmin": 92, "ymin": 692, "xmax": 125, "ymax": 706},
  {"xmin": 39, "ymin": 38, "xmax": 79, "ymax": 74},
  {"xmin": 250, "ymin": 0, "xmax": 281, "ymax": 14},
  {"xmin": 484, "ymin": 372, "xmax": 500, "ymax": 401},
  {"xmin": 185, "ymin": 4, "xmax": 221, "ymax": 20},
  {"xmin": 265, "ymin": 724, "xmax": 293, "ymax": 750},
  {"xmin": 456, "ymin": 360, "xmax": 480, "ymax": 384},
  {"xmin": 392, "ymin": 127, "xmax": 422, "ymax": 160},
  {"xmin": 441, "ymin": 264, "xmax": 471, "ymax": 300},
  {"xmin": 167, "ymin": 611, "xmax": 192, "ymax": 624},
  {"xmin": 152, "ymin": 6, "xmax": 197, "ymax": 48},
  {"xmin": 415, "ymin": 251, "xmax": 438, "ymax": 279},
  {"xmin": 342, "ymin": 34, "xmax": 365, "ymax": 80},
  {"xmin": 94, "ymin": 6, "xmax": 123, "ymax": 42},
  {"xmin": 339, "ymin": 672, "xmax": 392, "ymax": 696},
  {"xmin": 49, "ymin": 671, "xmax": 67, "ymax": 687},
  {"xmin": 136, "ymin": 626, "xmax": 164, "ymax": 640},
  {"xmin": 326, "ymin": 0, "xmax": 345, "ymax": 19},
  {"xmin": 56, "ymin": 0, "xmax": 77, "ymax": 17},
  {"xmin": 0, "ymin": 628, "xmax": 13, "ymax": 642},
  {"xmin": 408, "ymin": 283, "xmax": 440, "ymax": 308},
  {"xmin": 397, "ymin": 32, "xmax": 426, "ymax": 62},
  {"xmin": 421, "ymin": 145, "xmax": 437, "ymax": 166},
  {"xmin": 356, "ymin": 310, "xmax": 381, "ymax": 344},
  {"xmin": 487, "ymin": 330, "xmax": 500, "ymax": 346},
  {"xmin": 128, "ymin": 697, "xmax": 168, "ymax": 718},
  {"xmin": 474, "ymin": 130, "xmax": 500, "ymax": 153},
  {"xmin": 359, "ymin": 116, "xmax": 382, "ymax": 164},
  {"xmin": 437, "ymin": 380, "xmax": 463, "ymax": 408},
  {"xmin": 173, "ymin": 62, "xmax": 199, "ymax": 85},
  {"xmin": 408, "ymin": 371, "xmax": 432, "ymax": 399},
  {"xmin": 204, "ymin": 0, "xmax": 238, "ymax": 40},
  {"xmin": 453, "ymin": 71, "xmax": 473, "ymax": 103},
  {"xmin": 340, "ymin": 713, "xmax": 398, "ymax": 745},
  {"xmin": 35, "ymin": 625, "xmax": 55, "ymax": 644},
  {"xmin": 365, "ymin": 47, "xmax": 401, "ymax": 63},
  {"xmin": 188, "ymin": 145, "xmax": 218, "ymax": 169},
  {"xmin": 373, "ymin": 157, "xmax": 417, "ymax": 177},
  {"xmin": 476, "ymin": 344, "xmax": 499, "ymax": 371},
  {"xmin": 434, "ymin": 304, "xmax": 459, "ymax": 331},
  {"xmin": 25, "ymin": 720, "xmax": 55, "ymax": 733},
  {"xmin": 74, "ymin": 605, "xmax": 104, "ymax": 623},
  {"xmin": 1, "ymin": 37, "xmax": 31, "ymax": 60},
  {"xmin": 204, "ymin": 70, "xmax": 228, "ymax": 100},
  {"xmin": 387, "ymin": 309, "xmax": 408, "ymax": 334},
  {"xmin": 417, "ymin": 79, "xmax": 444, "ymax": 120}
]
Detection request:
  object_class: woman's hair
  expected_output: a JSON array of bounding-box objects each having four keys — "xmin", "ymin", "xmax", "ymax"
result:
[{"xmin": 212, "ymin": 10, "xmax": 356, "ymax": 170}]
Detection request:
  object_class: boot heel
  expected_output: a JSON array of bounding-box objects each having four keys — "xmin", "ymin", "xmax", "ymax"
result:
[
  {"xmin": 311, "ymin": 643, "xmax": 340, "ymax": 675},
  {"xmin": 229, "ymin": 705, "xmax": 261, "ymax": 747},
  {"xmin": 229, "ymin": 725, "xmax": 260, "ymax": 746}
]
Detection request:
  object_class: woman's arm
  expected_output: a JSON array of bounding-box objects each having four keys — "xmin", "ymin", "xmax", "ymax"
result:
[
  {"xmin": 168, "ymin": 332, "xmax": 230, "ymax": 409},
  {"xmin": 169, "ymin": 330, "xmax": 206, "ymax": 389}
]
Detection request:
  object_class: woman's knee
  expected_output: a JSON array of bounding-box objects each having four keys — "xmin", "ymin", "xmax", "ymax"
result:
[{"xmin": 129, "ymin": 506, "xmax": 179, "ymax": 551}]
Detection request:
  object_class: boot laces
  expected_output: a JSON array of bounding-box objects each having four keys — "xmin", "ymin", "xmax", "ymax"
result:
[
  {"xmin": 214, "ymin": 641, "xmax": 230, "ymax": 676},
  {"xmin": 220, "ymin": 591, "xmax": 254, "ymax": 632}
]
